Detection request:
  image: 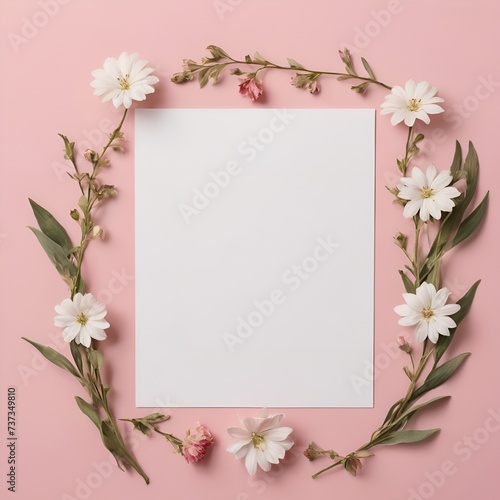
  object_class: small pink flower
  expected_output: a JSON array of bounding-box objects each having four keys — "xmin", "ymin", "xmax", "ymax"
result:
[
  {"xmin": 239, "ymin": 78, "xmax": 263, "ymax": 101},
  {"xmin": 305, "ymin": 79, "xmax": 320, "ymax": 94},
  {"xmin": 181, "ymin": 423, "xmax": 214, "ymax": 463}
]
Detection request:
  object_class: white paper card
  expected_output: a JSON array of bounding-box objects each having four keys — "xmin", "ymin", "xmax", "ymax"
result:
[{"xmin": 135, "ymin": 108, "xmax": 374, "ymax": 407}]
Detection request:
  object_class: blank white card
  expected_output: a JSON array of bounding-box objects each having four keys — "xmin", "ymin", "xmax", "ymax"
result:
[{"xmin": 135, "ymin": 108, "xmax": 374, "ymax": 407}]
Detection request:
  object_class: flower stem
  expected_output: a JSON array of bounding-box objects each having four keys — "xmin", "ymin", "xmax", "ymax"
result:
[{"xmin": 311, "ymin": 459, "xmax": 343, "ymax": 479}]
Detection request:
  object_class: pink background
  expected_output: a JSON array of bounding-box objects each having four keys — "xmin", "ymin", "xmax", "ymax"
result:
[{"xmin": 1, "ymin": 1, "xmax": 499, "ymax": 499}]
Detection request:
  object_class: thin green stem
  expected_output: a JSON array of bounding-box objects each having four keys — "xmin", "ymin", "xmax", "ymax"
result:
[
  {"xmin": 204, "ymin": 58, "xmax": 392, "ymax": 90},
  {"xmin": 311, "ymin": 460, "xmax": 343, "ymax": 479}
]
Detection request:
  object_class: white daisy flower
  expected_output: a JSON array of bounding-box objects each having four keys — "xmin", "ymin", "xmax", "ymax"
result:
[
  {"xmin": 381, "ymin": 80, "xmax": 444, "ymax": 127},
  {"xmin": 227, "ymin": 411, "xmax": 294, "ymax": 476},
  {"xmin": 397, "ymin": 164, "xmax": 461, "ymax": 221},
  {"xmin": 90, "ymin": 52, "xmax": 159, "ymax": 109},
  {"xmin": 54, "ymin": 293, "xmax": 110, "ymax": 347},
  {"xmin": 394, "ymin": 282, "xmax": 461, "ymax": 344}
]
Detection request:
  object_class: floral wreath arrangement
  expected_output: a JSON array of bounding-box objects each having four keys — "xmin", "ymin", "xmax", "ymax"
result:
[{"xmin": 23, "ymin": 45, "xmax": 487, "ymax": 484}]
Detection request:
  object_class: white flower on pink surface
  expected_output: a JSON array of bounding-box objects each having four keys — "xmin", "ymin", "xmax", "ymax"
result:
[
  {"xmin": 91, "ymin": 52, "xmax": 159, "ymax": 109},
  {"xmin": 227, "ymin": 411, "xmax": 294, "ymax": 476},
  {"xmin": 54, "ymin": 293, "xmax": 109, "ymax": 347},
  {"xmin": 380, "ymin": 80, "xmax": 444, "ymax": 127},
  {"xmin": 181, "ymin": 423, "xmax": 214, "ymax": 463},
  {"xmin": 397, "ymin": 164, "xmax": 461, "ymax": 222},
  {"xmin": 394, "ymin": 282, "xmax": 460, "ymax": 343}
]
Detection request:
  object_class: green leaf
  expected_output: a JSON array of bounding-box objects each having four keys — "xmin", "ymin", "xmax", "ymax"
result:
[
  {"xmin": 382, "ymin": 398, "xmax": 403, "ymax": 425},
  {"xmin": 287, "ymin": 58, "xmax": 304, "ymax": 69},
  {"xmin": 88, "ymin": 348, "xmax": 104, "ymax": 370},
  {"xmin": 58, "ymin": 133, "xmax": 75, "ymax": 161},
  {"xmin": 70, "ymin": 340, "xmax": 83, "ymax": 375},
  {"xmin": 419, "ymin": 142, "xmax": 480, "ymax": 283},
  {"xmin": 29, "ymin": 199, "xmax": 73, "ymax": 254},
  {"xmin": 337, "ymin": 75, "xmax": 353, "ymax": 81},
  {"xmin": 376, "ymin": 428, "xmax": 440, "ymax": 446},
  {"xmin": 434, "ymin": 281, "xmax": 481, "ymax": 364},
  {"xmin": 75, "ymin": 396, "xmax": 102, "ymax": 429},
  {"xmin": 29, "ymin": 227, "xmax": 77, "ymax": 285},
  {"xmin": 391, "ymin": 396, "xmax": 450, "ymax": 431},
  {"xmin": 198, "ymin": 66, "xmax": 212, "ymax": 88},
  {"xmin": 450, "ymin": 141, "xmax": 463, "ymax": 179},
  {"xmin": 411, "ymin": 353, "xmax": 470, "ymax": 403},
  {"xmin": 22, "ymin": 337, "xmax": 80, "ymax": 379},
  {"xmin": 361, "ymin": 57, "xmax": 375, "ymax": 79},
  {"xmin": 399, "ymin": 270, "xmax": 416, "ymax": 293},
  {"xmin": 452, "ymin": 192, "xmax": 489, "ymax": 248}
]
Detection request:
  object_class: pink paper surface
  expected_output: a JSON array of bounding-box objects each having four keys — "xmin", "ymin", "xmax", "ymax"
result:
[{"xmin": 1, "ymin": 1, "xmax": 499, "ymax": 499}]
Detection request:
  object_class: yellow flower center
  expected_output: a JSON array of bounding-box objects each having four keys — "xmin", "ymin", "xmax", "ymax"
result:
[
  {"xmin": 421, "ymin": 307, "xmax": 434, "ymax": 321},
  {"xmin": 76, "ymin": 313, "xmax": 88, "ymax": 326},
  {"xmin": 117, "ymin": 75, "xmax": 130, "ymax": 90},
  {"xmin": 421, "ymin": 187, "xmax": 433, "ymax": 199},
  {"xmin": 251, "ymin": 432, "xmax": 265, "ymax": 449},
  {"xmin": 407, "ymin": 98, "xmax": 421, "ymax": 112}
]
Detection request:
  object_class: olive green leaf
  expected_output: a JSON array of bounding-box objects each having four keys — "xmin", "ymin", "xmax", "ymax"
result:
[
  {"xmin": 376, "ymin": 428, "xmax": 440, "ymax": 446},
  {"xmin": 22, "ymin": 337, "xmax": 80, "ymax": 379}
]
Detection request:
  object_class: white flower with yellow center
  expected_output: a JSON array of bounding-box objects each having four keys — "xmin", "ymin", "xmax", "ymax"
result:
[
  {"xmin": 397, "ymin": 164, "xmax": 461, "ymax": 222},
  {"xmin": 54, "ymin": 293, "xmax": 110, "ymax": 347},
  {"xmin": 394, "ymin": 282, "xmax": 461, "ymax": 343},
  {"xmin": 227, "ymin": 411, "xmax": 294, "ymax": 476},
  {"xmin": 90, "ymin": 52, "xmax": 159, "ymax": 109},
  {"xmin": 381, "ymin": 80, "xmax": 444, "ymax": 126}
]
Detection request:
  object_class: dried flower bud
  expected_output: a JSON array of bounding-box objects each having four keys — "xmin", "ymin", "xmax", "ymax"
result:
[
  {"xmin": 97, "ymin": 185, "xmax": 117, "ymax": 200},
  {"xmin": 70, "ymin": 209, "xmax": 80, "ymax": 221},
  {"xmin": 78, "ymin": 195, "xmax": 88, "ymax": 212},
  {"xmin": 398, "ymin": 336, "xmax": 412, "ymax": 354},
  {"xmin": 303, "ymin": 442, "xmax": 325, "ymax": 461},
  {"xmin": 92, "ymin": 225, "xmax": 104, "ymax": 239},
  {"xmin": 172, "ymin": 70, "xmax": 194, "ymax": 84},
  {"xmin": 394, "ymin": 232, "xmax": 407, "ymax": 250},
  {"xmin": 84, "ymin": 149, "xmax": 99, "ymax": 163}
]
